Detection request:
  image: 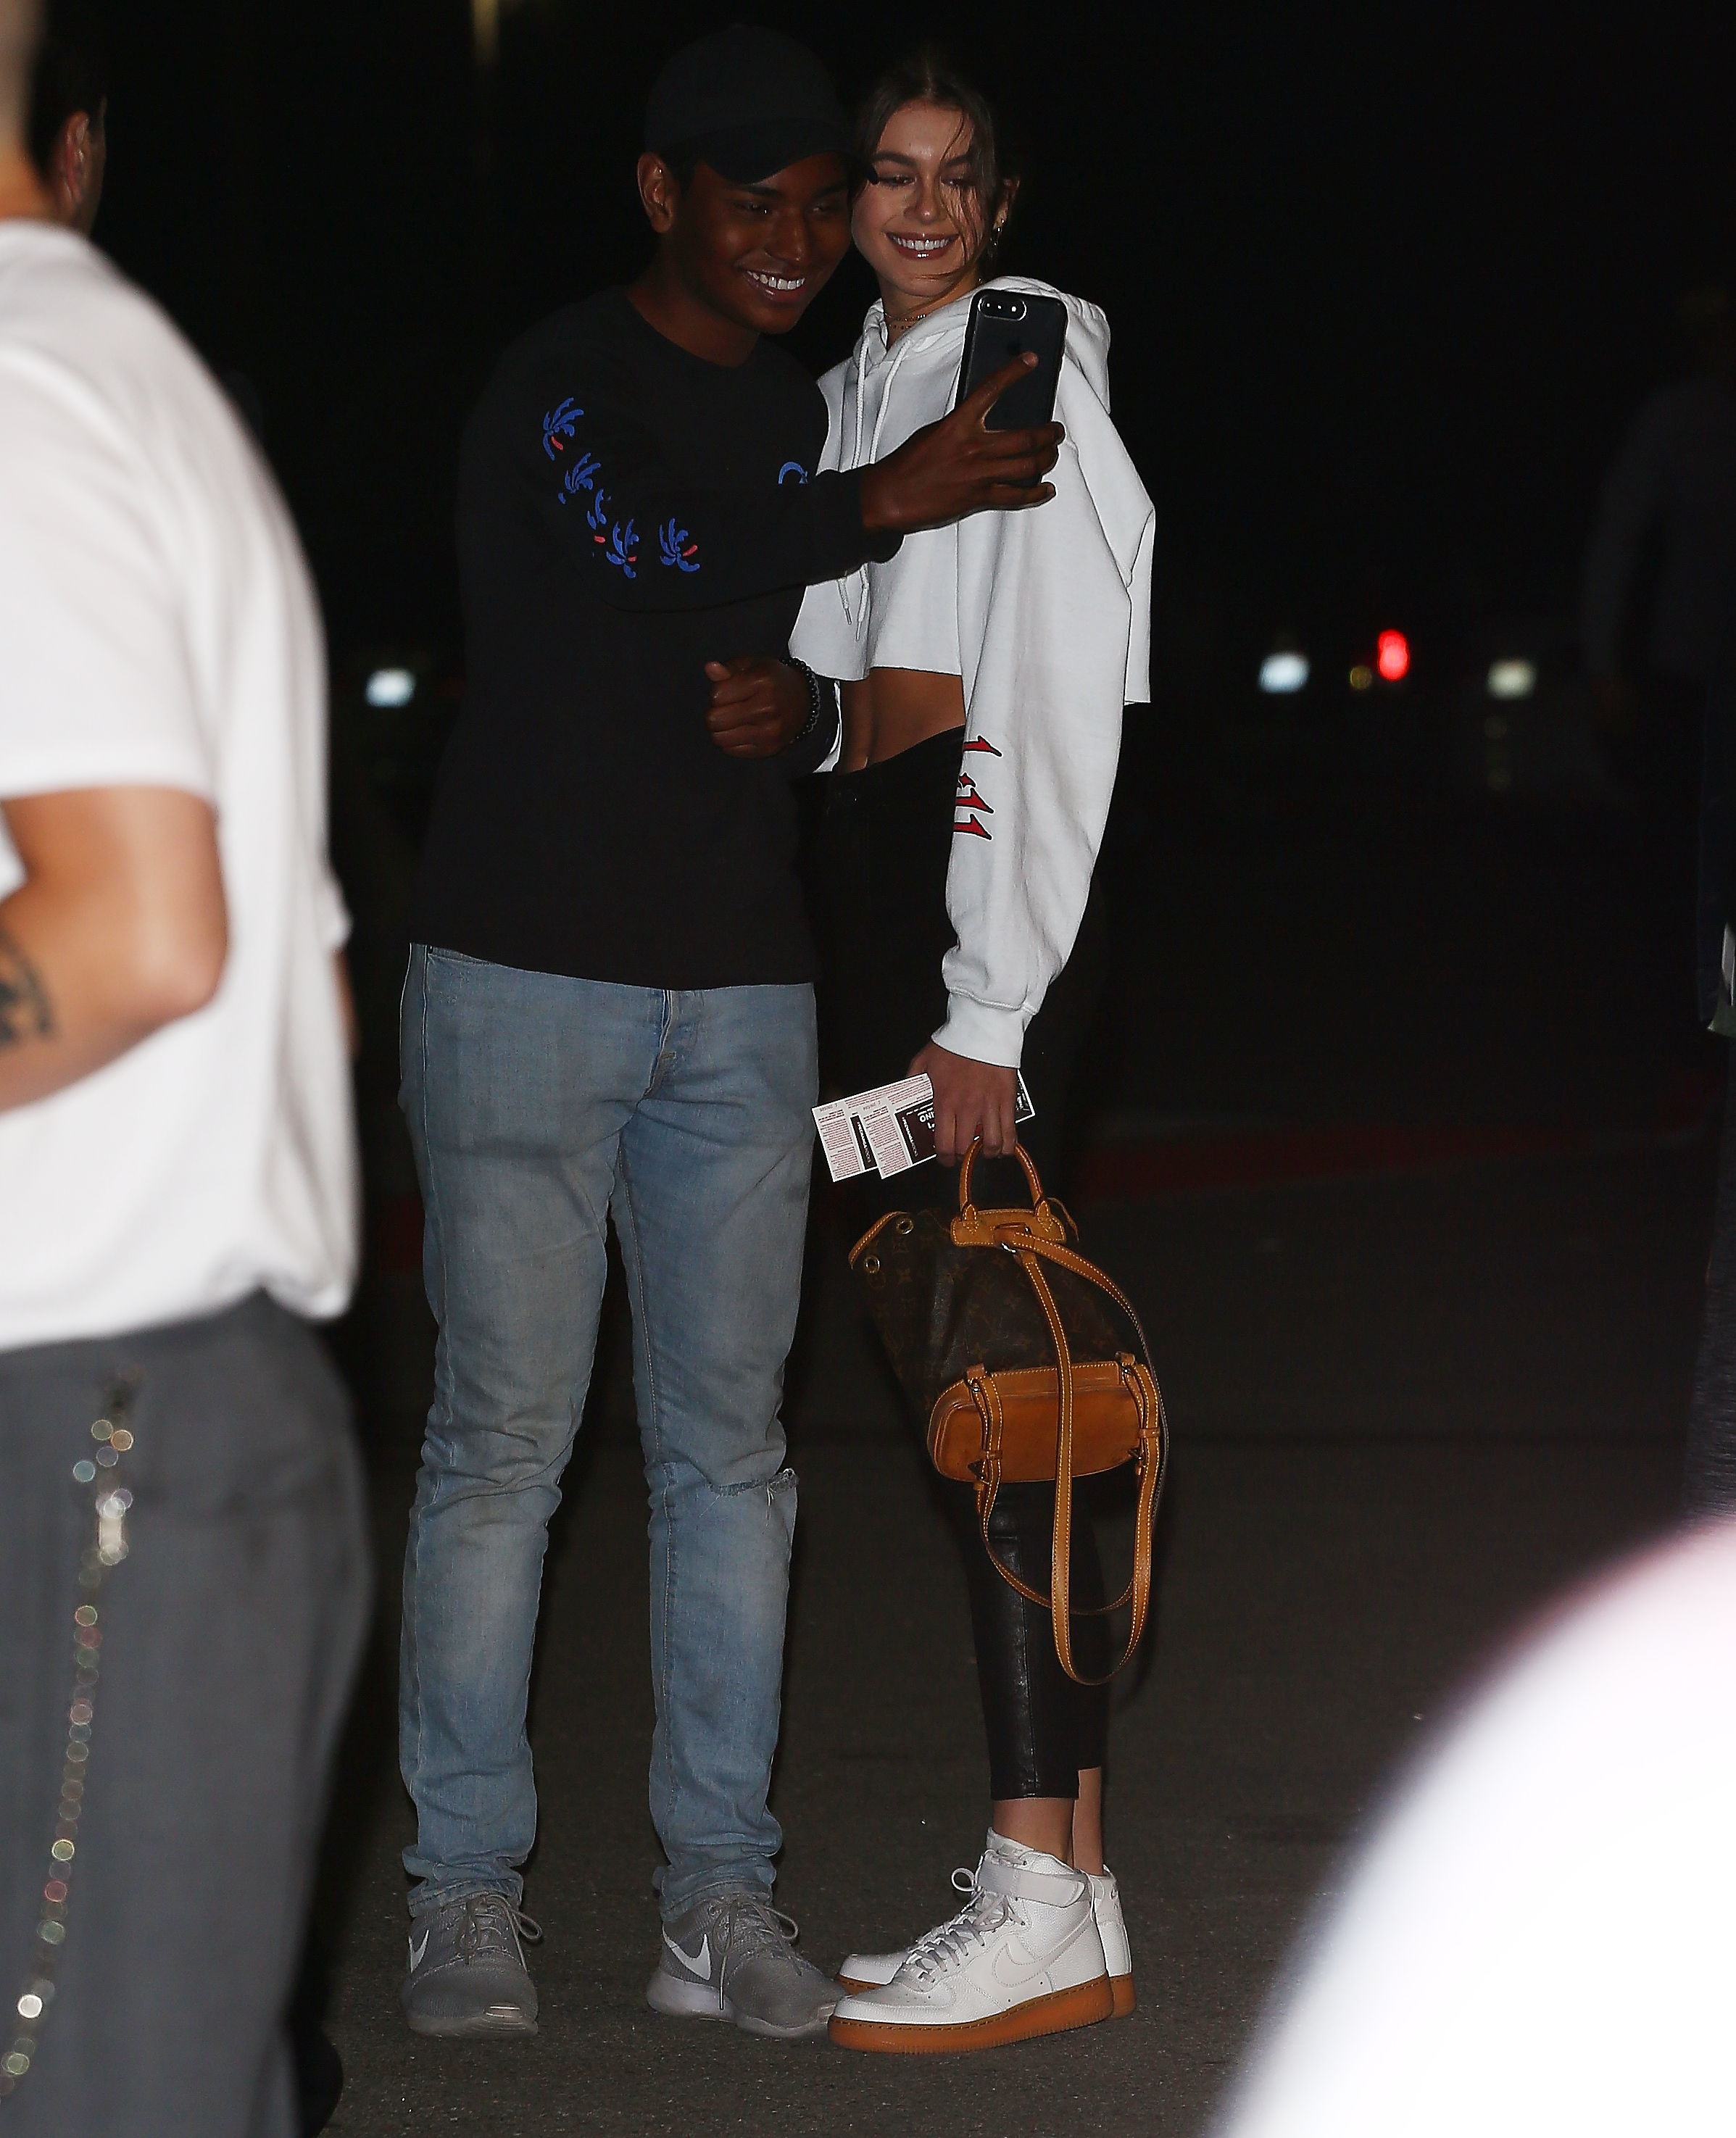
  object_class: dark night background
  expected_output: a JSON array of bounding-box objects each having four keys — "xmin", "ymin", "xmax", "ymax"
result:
[
  {"xmin": 51, "ymin": 8, "xmax": 1736, "ymax": 2128},
  {"xmin": 92, "ymin": 1, "xmax": 1736, "ymax": 678}
]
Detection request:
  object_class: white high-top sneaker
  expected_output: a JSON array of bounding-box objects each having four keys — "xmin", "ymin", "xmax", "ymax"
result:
[
  {"xmin": 839, "ymin": 1860, "xmax": 1136, "ymax": 2018},
  {"xmin": 829, "ymin": 1833, "xmax": 1111, "ymax": 2052},
  {"xmin": 1088, "ymin": 1868, "xmax": 1135, "ymax": 2016}
]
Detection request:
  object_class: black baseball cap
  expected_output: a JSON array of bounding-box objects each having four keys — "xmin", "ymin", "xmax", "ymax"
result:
[{"xmin": 644, "ymin": 26, "xmax": 851, "ymax": 186}]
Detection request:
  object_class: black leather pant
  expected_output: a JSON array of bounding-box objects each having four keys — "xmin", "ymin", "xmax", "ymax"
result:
[
  {"xmin": 950, "ymin": 1481, "xmax": 1110, "ymax": 1795},
  {"xmin": 810, "ymin": 729, "xmax": 1112, "ymax": 1798}
]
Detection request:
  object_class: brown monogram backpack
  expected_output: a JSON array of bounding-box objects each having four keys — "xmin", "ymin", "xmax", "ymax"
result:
[{"xmin": 850, "ymin": 1142, "xmax": 1167, "ymax": 1684}]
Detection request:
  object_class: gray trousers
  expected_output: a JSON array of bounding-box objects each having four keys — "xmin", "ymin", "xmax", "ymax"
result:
[
  {"xmin": 0, "ymin": 1293, "xmax": 368, "ymax": 2138},
  {"xmin": 1688, "ymin": 1041, "xmax": 1736, "ymax": 1515}
]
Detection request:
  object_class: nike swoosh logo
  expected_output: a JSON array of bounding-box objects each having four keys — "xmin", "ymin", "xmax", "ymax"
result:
[
  {"xmin": 663, "ymin": 1930, "xmax": 712, "ymax": 1980},
  {"xmin": 992, "ymin": 1941, "xmax": 1052, "ymax": 1988},
  {"xmin": 992, "ymin": 1916, "xmax": 1092, "ymax": 1990},
  {"xmin": 408, "ymin": 1929, "xmax": 430, "ymax": 1971}
]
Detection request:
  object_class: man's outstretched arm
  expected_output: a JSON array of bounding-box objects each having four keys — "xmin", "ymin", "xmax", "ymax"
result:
[
  {"xmin": 533, "ymin": 355, "xmax": 1060, "ymax": 614},
  {"xmin": 0, "ymin": 786, "xmax": 228, "ymax": 1112}
]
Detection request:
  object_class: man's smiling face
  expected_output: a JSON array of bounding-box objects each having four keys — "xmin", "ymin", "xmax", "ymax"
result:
[{"xmin": 660, "ymin": 152, "xmax": 852, "ymax": 336}]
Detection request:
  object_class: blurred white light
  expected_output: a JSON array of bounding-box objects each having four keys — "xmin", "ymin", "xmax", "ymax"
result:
[
  {"xmin": 1259, "ymin": 652, "xmax": 1310, "ymax": 694},
  {"xmin": 365, "ymin": 667, "xmax": 417, "ymax": 708},
  {"xmin": 1487, "ymin": 659, "xmax": 1537, "ymax": 700}
]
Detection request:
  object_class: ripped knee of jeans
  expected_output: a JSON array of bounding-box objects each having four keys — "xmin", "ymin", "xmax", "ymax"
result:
[{"xmin": 708, "ymin": 1463, "xmax": 798, "ymax": 1506}]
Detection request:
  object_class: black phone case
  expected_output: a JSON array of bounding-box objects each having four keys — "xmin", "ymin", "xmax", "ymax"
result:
[{"xmin": 953, "ymin": 289, "xmax": 1068, "ymax": 430}]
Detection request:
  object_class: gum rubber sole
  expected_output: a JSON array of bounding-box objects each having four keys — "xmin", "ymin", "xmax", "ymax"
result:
[
  {"xmin": 829, "ymin": 1974, "xmax": 1114, "ymax": 2054},
  {"xmin": 837, "ymin": 1971, "xmax": 1136, "ymax": 2018}
]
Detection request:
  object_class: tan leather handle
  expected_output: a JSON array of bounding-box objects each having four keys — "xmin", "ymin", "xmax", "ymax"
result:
[{"xmin": 955, "ymin": 1135, "xmax": 1047, "ymax": 1219}]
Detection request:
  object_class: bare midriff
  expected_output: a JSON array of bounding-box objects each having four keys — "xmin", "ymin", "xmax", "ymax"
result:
[{"xmin": 839, "ymin": 669, "xmax": 966, "ymax": 773}]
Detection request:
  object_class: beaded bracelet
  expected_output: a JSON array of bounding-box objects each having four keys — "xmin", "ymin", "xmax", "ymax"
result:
[{"xmin": 788, "ymin": 660, "xmax": 838, "ymax": 749}]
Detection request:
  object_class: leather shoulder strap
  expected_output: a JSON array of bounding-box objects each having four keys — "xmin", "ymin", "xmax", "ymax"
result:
[
  {"xmin": 1021, "ymin": 1235, "xmax": 1157, "ymax": 1377},
  {"xmin": 968, "ymin": 1249, "xmax": 1166, "ymax": 1686}
]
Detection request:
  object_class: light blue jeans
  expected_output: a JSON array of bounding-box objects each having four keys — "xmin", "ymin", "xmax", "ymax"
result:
[{"xmin": 398, "ymin": 945, "xmax": 816, "ymax": 1921}]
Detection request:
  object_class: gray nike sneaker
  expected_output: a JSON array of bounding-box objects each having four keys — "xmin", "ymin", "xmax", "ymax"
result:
[
  {"xmin": 646, "ymin": 1889, "xmax": 839, "ymax": 2041},
  {"xmin": 399, "ymin": 1892, "xmax": 543, "ymax": 2038}
]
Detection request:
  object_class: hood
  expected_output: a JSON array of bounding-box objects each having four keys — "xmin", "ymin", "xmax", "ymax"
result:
[{"xmin": 855, "ymin": 275, "xmax": 1113, "ymax": 405}]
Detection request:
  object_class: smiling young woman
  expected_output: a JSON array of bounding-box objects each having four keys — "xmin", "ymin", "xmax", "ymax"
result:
[
  {"xmin": 792, "ymin": 51, "xmax": 1158, "ymax": 2055},
  {"xmin": 852, "ymin": 77, "xmax": 1012, "ymax": 341},
  {"xmin": 826, "ymin": 89, "xmax": 1015, "ymax": 777}
]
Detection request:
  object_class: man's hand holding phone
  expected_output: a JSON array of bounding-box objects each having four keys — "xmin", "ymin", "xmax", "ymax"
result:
[{"xmin": 860, "ymin": 355, "xmax": 1063, "ymax": 536}]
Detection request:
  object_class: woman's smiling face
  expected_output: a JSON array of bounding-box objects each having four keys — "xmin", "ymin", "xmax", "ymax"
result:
[{"xmin": 852, "ymin": 99, "xmax": 994, "ymax": 318}]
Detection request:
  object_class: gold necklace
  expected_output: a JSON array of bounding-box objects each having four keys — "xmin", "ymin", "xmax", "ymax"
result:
[{"xmin": 886, "ymin": 285, "xmax": 975, "ymax": 343}]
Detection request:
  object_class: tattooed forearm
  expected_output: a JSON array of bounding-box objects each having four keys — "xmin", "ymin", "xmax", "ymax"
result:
[{"xmin": 0, "ymin": 923, "xmax": 55, "ymax": 1047}]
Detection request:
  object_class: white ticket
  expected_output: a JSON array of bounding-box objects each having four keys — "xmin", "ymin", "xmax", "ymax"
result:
[
  {"xmin": 813, "ymin": 1072, "xmax": 1035, "ymax": 1182},
  {"xmin": 854, "ymin": 1093, "xmax": 921, "ymax": 1177},
  {"xmin": 813, "ymin": 1096, "xmax": 871, "ymax": 1181}
]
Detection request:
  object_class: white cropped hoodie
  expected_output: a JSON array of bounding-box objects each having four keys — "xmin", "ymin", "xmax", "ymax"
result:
[{"xmin": 792, "ymin": 275, "xmax": 1155, "ymax": 1068}]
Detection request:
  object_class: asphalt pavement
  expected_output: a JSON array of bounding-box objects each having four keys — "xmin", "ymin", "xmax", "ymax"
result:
[{"xmin": 314, "ymin": 721, "xmax": 1715, "ymax": 2134}]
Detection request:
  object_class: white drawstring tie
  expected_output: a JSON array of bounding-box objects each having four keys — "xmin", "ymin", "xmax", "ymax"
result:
[{"xmin": 839, "ymin": 308, "xmax": 950, "ymax": 635}]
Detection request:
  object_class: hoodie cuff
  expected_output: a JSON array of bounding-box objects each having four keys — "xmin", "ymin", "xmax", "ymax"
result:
[{"xmin": 932, "ymin": 994, "xmax": 1029, "ymax": 1069}]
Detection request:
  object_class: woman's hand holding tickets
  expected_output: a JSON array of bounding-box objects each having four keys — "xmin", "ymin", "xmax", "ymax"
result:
[{"xmin": 910, "ymin": 1040, "xmax": 1020, "ymax": 1163}]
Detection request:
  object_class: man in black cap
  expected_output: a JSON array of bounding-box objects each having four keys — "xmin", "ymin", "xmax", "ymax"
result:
[{"xmin": 397, "ymin": 26, "xmax": 1058, "ymax": 2043}]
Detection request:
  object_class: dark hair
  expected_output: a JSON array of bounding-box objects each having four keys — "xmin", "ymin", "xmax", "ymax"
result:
[
  {"xmin": 27, "ymin": 0, "xmax": 107, "ymax": 175},
  {"xmin": 853, "ymin": 49, "xmax": 1016, "ymax": 267}
]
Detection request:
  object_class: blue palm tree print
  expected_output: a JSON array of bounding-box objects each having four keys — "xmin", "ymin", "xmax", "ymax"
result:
[
  {"xmin": 658, "ymin": 520, "xmax": 700, "ymax": 572},
  {"xmin": 542, "ymin": 398, "xmax": 583, "ymax": 459},
  {"xmin": 603, "ymin": 519, "xmax": 640, "ymax": 575},
  {"xmin": 540, "ymin": 396, "xmax": 699, "ymax": 579}
]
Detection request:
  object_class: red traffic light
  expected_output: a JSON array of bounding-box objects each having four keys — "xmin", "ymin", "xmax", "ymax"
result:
[{"xmin": 1376, "ymin": 630, "xmax": 1410, "ymax": 682}]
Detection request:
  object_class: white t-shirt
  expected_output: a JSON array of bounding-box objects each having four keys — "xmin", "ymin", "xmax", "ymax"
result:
[
  {"xmin": 0, "ymin": 222, "xmax": 357, "ymax": 1350},
  {"xmin": 1211, "ymin": 1515, "xmax": 1736, "ymax": 2138}
]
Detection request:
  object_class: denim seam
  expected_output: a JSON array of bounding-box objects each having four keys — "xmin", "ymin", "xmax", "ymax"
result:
[
  {"xmin": 404, "ymin": 952, "xmax": 444, "ymax": 1803},
  {"xmin": 615, "ymin": 1145, "xmax": 679, "ymax": 1831}
]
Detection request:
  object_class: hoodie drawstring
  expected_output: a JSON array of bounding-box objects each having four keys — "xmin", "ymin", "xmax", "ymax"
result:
[
  {"xmin": 842, "ymin": 335, "xmax": 874, "ymax": 629},
  {"xmin": 842, "ymin": 322, "xmax": 930, "ymax": 632}
]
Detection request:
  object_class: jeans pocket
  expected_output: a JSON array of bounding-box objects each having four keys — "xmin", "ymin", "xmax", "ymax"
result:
[{"xmin": 420, "ymin": 943, "xmax": 498, "ymax": 999}]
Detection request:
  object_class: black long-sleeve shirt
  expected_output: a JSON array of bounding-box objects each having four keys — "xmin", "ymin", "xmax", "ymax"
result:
[{"xmin": 412, "ymin": 287, "xmax": 892, "ymax": 987}]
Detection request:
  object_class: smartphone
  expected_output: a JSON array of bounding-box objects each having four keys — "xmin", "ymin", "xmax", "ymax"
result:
[{"xmin": 954, "ymin": 288, "xmax": 1068, "ymax": 444}]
